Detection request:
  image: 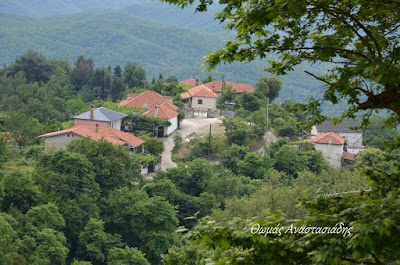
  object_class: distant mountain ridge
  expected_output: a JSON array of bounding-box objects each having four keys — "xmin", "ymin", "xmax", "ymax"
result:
[
  {"xmin": 0, "ymin": 0, "xmax": 344, "ymax": 115},
  {"xmin": 0, "ymin": 0, "xmax": 141, "ymax": 17}
]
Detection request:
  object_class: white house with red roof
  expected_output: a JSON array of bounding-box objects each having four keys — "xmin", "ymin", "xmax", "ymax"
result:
[
  {"xmin": 40, "ymin": 124, "xmax": 145, "ymax": 154},
  {"xmin": 202, "ymin": 80, "xmax": 255, "ymax": 96},
  {"xmin": 306, "ymin": 131, "xmax": 351, "ymax": 168},
  {"xmin": 181, "ymin": 84, "xmax": 218, "ymax": 111},
  {"xmin": 118, "ymin": 90, "xmax": 180, "ymax": 136}
]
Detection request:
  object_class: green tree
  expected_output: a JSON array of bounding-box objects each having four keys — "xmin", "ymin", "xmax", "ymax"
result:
[
  {"xmin": 274, "ymin": 145, "xmax": 308, "ymax": 177},
  {"xmin": 165, "ymin": 76, "xmax": 179, "ymax": 83},
  {"xmin": 124, "ymin": 62, "xmax": 146, "ymax": 89},
  {"xmin": 239, "ymin": 93, "xmax": 261, "ymax": 112},
  {"xmin": 34, "ymin": 228, "xmax": 69, "ymax": 265},
  {"xmin": 238, "ymin": 152, "xmax": 268, "ymax": 179},
  {"xmin": 273, "ymin": 117, "xmax": 298, "ymax": 138},
  {"xmin": 221, "ymin": 144, "xmax": 250, "ymax": 174},
  {"xmin": 130, "ymin": 196, "xmax": 178, "ymax": 264},
  {"xmin": 67, "ymin": 97, "xmax": 88, "ymax": 116},
  {"xmin": 255, "ymin": 76, "xmax": 282, "ymax": 101},
  {"xmin": 67, "ymin": 138, "xmax": 141, "ymax": 194},
  {"xmin": 78, "ymin": 218, "xmax": 122, "ymax": 264},
  {"xmin": 363, "ymin": 115, "xmax": 400, "ymax": 149},
  {"xmin": 0, "ymin": 213, "xmax": 18, "ymax": 265},
  {"xmin": 7, "ymin": 51, "xmax": 55, "ymax": 83},
  {"xmin": 71, "ymin": 56, "xmax": 94, "ymax": 92},
  {"xmin": 201, "ymin": 75, "xmax": 214, "ymax": 84},
  {"xmin": 25, "ymin": 203, "xmax": 65, "ymax": 234},
  {"xmin": 142, "ymin": 136, "xmax": 164, "ymax": 156},
  {"xmin": 113, "ymin": 65, "xmax": 122, "ymax": 78},
  {"xmin": 38, "ymin": 150, "xmax": 100, "ymax": 201},
  {"xmin": 5, "ymin": 111, "xmax": 43, "ymax": 147},
  {"xmin": 0, "ymin": 136, "xmax": 8, "ymax": 168},
  {"xmin": 223, "ymin": 118, "xmax": 252, "ymax": 146},
  {"xmin": 1, "ymin": 169, "xmax": 42, "ymax": 213},
  {"xmin": 107, "ymin": 246, "xmax": 150, "ymax": 265}
]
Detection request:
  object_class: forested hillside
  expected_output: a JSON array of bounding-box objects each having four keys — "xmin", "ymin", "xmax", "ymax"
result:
[
  {"xmin": 0, "ymin": 1, "xmax": 334, "ymax": 105},
  {"xmin": 0, "ymin": 0, "xmax": 138, "ymax": 17}
]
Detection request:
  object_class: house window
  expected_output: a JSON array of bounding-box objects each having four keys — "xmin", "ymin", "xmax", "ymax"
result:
[{"xmin": 198, "ymin": 99, "xmax": 203, "ymax": 105}]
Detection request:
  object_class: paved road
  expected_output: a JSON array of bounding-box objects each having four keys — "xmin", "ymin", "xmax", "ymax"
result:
[{"xmin": 160, "ymin": 118, "xmax": 223, "ymax": 171}]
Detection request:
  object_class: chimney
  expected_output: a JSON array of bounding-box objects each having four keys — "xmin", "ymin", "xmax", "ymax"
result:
[
  {"xmin": 195, "ymin": 78, "xmax": 199, "ymax": 86},
  {"xmin": 96, "ymin": 124, "xmax": 99, "ymax": 133},
  {"xmin": 154, "ymin": 105, "xmax": 159, "ymax": 117},
  {"xmin": 90, "ymin": 105, "xmax": 94, "ymax": 120}
]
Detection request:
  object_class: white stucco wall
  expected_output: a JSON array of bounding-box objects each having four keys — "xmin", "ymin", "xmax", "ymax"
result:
[
  {"xmin": 167, "ymin": 116, "xmax": 178, "ymax": 135},
  {"xmin": 191, "ymin": 96, "xmax": 217, "ymax": 110},
  {"xmin": 44, "ymin": 134, "xmax": 82, "ymax": 152},
  {"xmin": 313, "ymin": 143, "xmax": 344, "ymax": 168},
  {"xmin": 338, "ymin": 132, "xmax": 363, "ymax": 149}
]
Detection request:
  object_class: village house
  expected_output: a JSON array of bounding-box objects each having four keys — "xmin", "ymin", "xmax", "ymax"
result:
[
  {"xmin": 40, "ymin": 123, "xmax": 145, "ymax": 154},
  {"xmin": 307, "ymin": 131, "xmax": 355, "ymax": 168},
  {"xmin": 73, "ymin": 106, "xmax": 127, "ymax": 130},
  {"xmin": 179, "ymin": 77, "xmax": 199, "ymax": 87},
  {"xmin": 310, "ymin": 119, "xmax": 364, "ymax": 154},
  {"xmin": 202, "ymin": 80, "xmax": 255, "ymax": 97},
  {"xmin": 180, "ymin": 84, "xmax": 218, "ymax": 111},
  {"xmin": 118, "ymin": 90, "xmax": 180, "ymax": 136}
]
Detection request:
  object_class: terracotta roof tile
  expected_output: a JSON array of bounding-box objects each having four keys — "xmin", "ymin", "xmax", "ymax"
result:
[
  {"xmin": 180, "ymin": 91, "xmax": 191, "ymax": 100},
  {"xmin": 182, "ymin": 84, "xmax": 218, "ymax": 99},
  {"xmin": 342, "ymin": 151, "xmax": 355, "ymax": 161},
  {"xmin": 118, "ymin": 90, "xmax": 179, "ymax": 119},
  {"xmin": 40, "ymin": 124, "xmax": 145, "ymax": 147},
  {"xmin": 143, "ymin": 102, "xmax": 179, "ymax": 120},
  {"xmin": 203, "ymin": 80, "xmax": 255, "ymax": 94},
  {"xmin": 307, "ymin": 132, "xmax": 345, "ymax": 145},
  {"xmin": 179, "ymin": 77, "xmax": 199, "ymax": 86}
]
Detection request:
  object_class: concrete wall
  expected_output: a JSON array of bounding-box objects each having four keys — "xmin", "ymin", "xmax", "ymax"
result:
[
  {"xmin": 313, "ymin": 143, "xmax": 343, "ymax": 168},
  {"xmin": 191, "ymin": 96, "xmax": 217, "ymax": 110},
  {"xmin": 167, "ymin": 116, "xmax": 178, "ymax": 135},
  {"xmin": 338, "ymin": 132, "xmax": 363, "ymax": 149},
  {"xmin": 44, "ymin": 134, "xmax": 82, "ymax": 152}
]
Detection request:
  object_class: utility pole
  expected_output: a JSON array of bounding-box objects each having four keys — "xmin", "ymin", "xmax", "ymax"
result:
[
  {"xmin": 221, "ymin": 74, "xmax": 225, "ymax": 94},
  {"xmin": 208, "ymin": 124, "xmax": 212, "ymax": 158}
]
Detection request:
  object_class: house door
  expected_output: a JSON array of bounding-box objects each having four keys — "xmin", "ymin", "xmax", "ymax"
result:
[
  {"xmin": 157, "ymin": 126, "xmax": 165, "ymax": 137},
  {"xmin": 148, "ymin": 163, "xmax": 155, "ymax": 173}
]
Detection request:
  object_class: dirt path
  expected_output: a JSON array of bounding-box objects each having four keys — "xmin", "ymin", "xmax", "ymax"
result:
[{"xmin": 160, "ymin": 118, "xmax": 223, "ymax": 171}]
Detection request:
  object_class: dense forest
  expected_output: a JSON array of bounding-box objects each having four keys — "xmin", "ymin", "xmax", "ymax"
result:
[{"xmin": 1, "ymin": 50, "xmax": 400, "ymax": 264}]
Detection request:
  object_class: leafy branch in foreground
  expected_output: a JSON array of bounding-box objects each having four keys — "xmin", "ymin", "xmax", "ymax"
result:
[{"xmin": 161, "ymin": 0, "xmax": 400, "ymax": 124}]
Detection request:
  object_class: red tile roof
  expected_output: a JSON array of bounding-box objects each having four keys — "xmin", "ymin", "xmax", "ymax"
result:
[
  {"xmin": 203, "ymin": 81, "xmax": 255, "ymax": 94},
  {"xmin": 118, "ymin": 90, "xmax": 179, "ymax": 119},
  {"xmin": 40, "ymin": 124, "xmax": 145, "ymax": 147},
  {"xmin": 181, "ymin": 84, "xmax": 218, "ymax": 99},
  {"xmin": 143, "ymin": 102, "xmax": 179, "ymax": 120},
  {"xmin": 342, "ymin": 151, "xmax": 355, "ymax": 161},
  {"xmin": 180, "ymin": 92, "xmax": 191, "ymax": 100},
  {"xmin": 179, "ymin": 77, "xmax": 199, "ymax": 86},
  {"xmin": 307, "ymin": 132, "xmax": 345, "ymax": 145}
]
